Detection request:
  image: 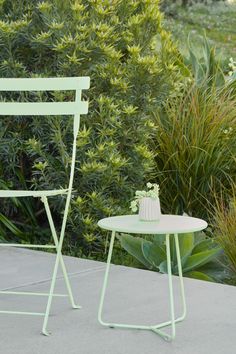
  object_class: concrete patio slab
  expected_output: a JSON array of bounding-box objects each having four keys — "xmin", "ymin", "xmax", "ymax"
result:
[{"xmin": 0, "ymin": 247, "xmax": 235, "ymax": 354}]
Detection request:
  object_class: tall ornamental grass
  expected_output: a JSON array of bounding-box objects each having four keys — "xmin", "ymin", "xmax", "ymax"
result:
[
  {"xmin": 152, "ymin": 85, "xmax": 236, "ymax": 218},
  {"xmin": 213, "ymin": 193, "xmax": 236, "ymax": 275}
]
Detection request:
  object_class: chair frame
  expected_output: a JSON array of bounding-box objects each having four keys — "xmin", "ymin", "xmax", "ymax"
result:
[{"xmin": 0, "ymin": 77, "xmax": 90, "ymax": 335}]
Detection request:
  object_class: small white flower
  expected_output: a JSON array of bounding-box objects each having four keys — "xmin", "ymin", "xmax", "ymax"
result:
[
  {"xmin": 135, "ymin": 190, "xmax": 146, "ymax": 197},
  {"xmin": 228, "ymin": 57, "xmax": 236, "ymax": 76},
  {"xmin": 130, "ymin": 182, "xmax": 160, "ymax": 213},
  {"xmin": 130, "ymin": 201, "xmax": 138, "ymax": 212}
]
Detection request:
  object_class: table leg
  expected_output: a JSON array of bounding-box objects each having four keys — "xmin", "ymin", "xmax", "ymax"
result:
[
  {"xmin": 166, "ymin": 233, "xmax": 176, "ymax": 339},
  {"xmin": 98, "ymin": 231, "xmax": 156, "ymax": 331},
  {"xmin": 152, "ymin": 234, "xmax": 186, "ymax": 338},
  {"xmin": 98, "ymin": 230, "xmax": 116, "ymax": 326},
  {"xmin": 174, "ymin": 233, "xmax": 187, "ymax": 320}
]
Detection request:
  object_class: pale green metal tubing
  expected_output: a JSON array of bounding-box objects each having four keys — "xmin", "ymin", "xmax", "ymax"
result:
[
  {"xmin": 98, "ymin": 232, "xmax": 180, "ymax": 341},
  {"xmin": 0, "ymin": 77, "xmax": 90, "ymax": 335},
  {"xmin": 99, "ymin": 321, "xmax": 171, "ymax": 341},
  {"xmin": 151, "ymin": 233, "xmax": 186, "ymax": 331},
  {"xmin": 152, "ymin": 316, "xmax": 185, "ymax": 330},
  {"xmin": 98, "ymin": 230, "xmax": 116, "ymax": 325},
  {"xmin": 0, "ymin": 244, "xmax": 56, "ymax": 248},
  {"xmin": 165, "ymin": 233, "xmax": 176, "ymax": 340},
  {"xmin": 151, "ymin": 327, "xmax": 172, "ymax": 341},
  {"xmin": 101, "ymin": 316, "xmax": 184, "ymax": 332},
  {"xmin": 42, "ymin": 196, "xmax": 80, "ymax": 309},
  {"xmin": 42, "ymin": 254, "xmax": 61, "ymax": 335},
  {"xmin": 152, "ymin": 234, "xmax": 186, "ymax": 339},
  {"xmin": 0, "ymin": 291, "xmax": 67, "ymax": 297},
  {"xmin": 174, "ymin": 233, "xmax": 187, "ymax": 320},
  {"xmin": 42, "ymin": 136, "xmax": 78, "ymax": 336},
  {"xmin": 98, "ymin": 319, "xmax": 183, "ymax": 332},
  {"xmin": 0, "ymin": 310, "xmax": 45, "ymax": 316},
  {"xmin": 99, "ymin": 320, "xmax": 170, "ymax": 341}
]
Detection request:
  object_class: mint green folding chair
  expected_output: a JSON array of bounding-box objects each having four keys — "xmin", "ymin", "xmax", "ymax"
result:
[{"xmin": 0, "ymin": 77, "xmax": 90, "ymax": 335}]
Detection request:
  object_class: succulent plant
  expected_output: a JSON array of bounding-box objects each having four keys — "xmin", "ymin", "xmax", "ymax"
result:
[{"xmin": 118, "ymin": 231, "xmax": 229, "ymax": 282}]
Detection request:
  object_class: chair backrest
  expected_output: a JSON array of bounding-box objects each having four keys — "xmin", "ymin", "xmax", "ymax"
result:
[
  {"xmin": 0, "ymin": 77, "xmax": 90, "ymax": 136},
  {"xmin": 0, "ymin": 77, "xmax": 90, "ymax": 244},
  {"xmin": 0, "ymin": 76, "xmax": 90, "ymax": 193}
]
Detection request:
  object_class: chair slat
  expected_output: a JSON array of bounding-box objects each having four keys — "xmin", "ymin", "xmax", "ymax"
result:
[
  {"xmin": 0, "ymin": 101, "xmax": 88, "ymax": 115},
  {"xmin": 0, "ymin": 189, "xmax": 69, "ymax": 198},
  {"xmin": 0, "ymin": 77, "xmax": 90, "ymax": 91}
]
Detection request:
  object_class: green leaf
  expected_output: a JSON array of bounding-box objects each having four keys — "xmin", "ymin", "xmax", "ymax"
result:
[
  {"xmin": 184, "ymin": 271, "xmax": 215, "ymax": 282},
  {"xmin": 159, "ymin": 260, "xmax": 168, "ymax": 273},
  {"xmin": 198, "ymin": 261, "xmax": 230, "ymax": 282},
  {"xmin": 183, "ymin": 247, "xmax": 221, "ymax": 273},
  {"xmin": 203, "ymin": 33, "xmax": 211, "ymax": 75},
  {"xmin": 117, "ymin": 233, "xmax": 152, "ymax": 269},
  {"xmin": 188, "ymin": 46, "xmax": 205, "ymax": 85},
  {"xmin": 142, "ymin": 241, "xmax": 166, "ymax": 269},
  {"xmin": 153, "ymin": 234, "xmax": 165, "ymax": 248},
  {"xmin": 192, "ymin": 238, "xmax": 219, "ymax": 254},
  {"xmin": 215, "ymin": 69, "xmax": 225, "ymax": 88},
  {"xmin": 178, "ymin": 233, "xmax": 194, "ymax": 262},
  {"xmin": 0, "ymin": 213, "xmax": 24, "ymax": 237},
  {"xmin": 170, "ymin": 235, "xmax": 177, "ymax": 265},
  {"xmin": 193, "ymin": 231, "xmax": 206, "ymax": 245},
  {"xmin": 172, "ymin": 233, "xmax": 194, "ymax": 273}
]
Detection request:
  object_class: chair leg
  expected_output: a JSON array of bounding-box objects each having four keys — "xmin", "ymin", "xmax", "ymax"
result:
[
  {"xmin": 41, "ymin": 197, "xmax": 80, "ymax": 335},
  {"xmin": 42, "ymin": 196, "xmax": 80, "ymax": 309},
  {"xmin": 42, "ymin": 248, "xmax": 63, "ymax": 336},
  {"xmin": 58, "ymin": 253, "xmax": 81, "ymax": 309}
]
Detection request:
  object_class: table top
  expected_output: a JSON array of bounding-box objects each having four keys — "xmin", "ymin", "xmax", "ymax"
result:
[{"xmin": 98, "ymin": 214, "xmax": 208, "ymax": 235}]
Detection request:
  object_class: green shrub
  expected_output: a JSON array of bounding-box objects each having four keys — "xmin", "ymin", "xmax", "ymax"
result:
[{"xmin": 0, "ymin": 0, "xmax": 182, "ymax": 258}]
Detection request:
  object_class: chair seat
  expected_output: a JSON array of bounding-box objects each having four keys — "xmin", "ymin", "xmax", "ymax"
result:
[{"xmin": 0, "ymin": 189, "xmax": 69, "ymax": 198}]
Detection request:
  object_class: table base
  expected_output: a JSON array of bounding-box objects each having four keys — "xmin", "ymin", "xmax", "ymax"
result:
[{"xmin": 98, "ymin": 231, "xmax": 186, "ymax": 342}]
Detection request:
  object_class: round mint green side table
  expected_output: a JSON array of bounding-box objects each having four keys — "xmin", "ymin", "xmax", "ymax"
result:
[{"xmin": 97, "ymin": 214, "xmax": 207, "ymax": 341}]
